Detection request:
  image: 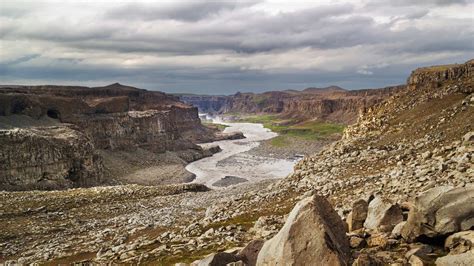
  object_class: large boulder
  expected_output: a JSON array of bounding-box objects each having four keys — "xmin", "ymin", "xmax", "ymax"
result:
[
  {"xmin": 401, "ymin": 186, "xmax": 474, "ymax": 242},
  {"xmin": 364, "ymin": 196, "xmax": 403, "ymax": 232},
  {"xmin": 256, "ymin": 195, "xmax": 350, "ymax": 265},
  {"xmin": 347, "ymin": 199, "xmax": 368, "ymax": 231}
]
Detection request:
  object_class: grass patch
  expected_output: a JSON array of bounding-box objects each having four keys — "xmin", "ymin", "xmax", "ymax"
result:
[
  {"xmin": 270, "ymin": 136, "xmax": 290, "ymax": 147},
  {"xmin": 236, "ymin": 114, "xmax": 345, "ymax": 145}
]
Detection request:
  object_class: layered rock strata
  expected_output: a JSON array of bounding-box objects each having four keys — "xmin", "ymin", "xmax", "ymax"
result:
[
  {"xmin": 180, "ymin": 85, "xmax": 403, "ymax": 124},
  {"xmin": 0, "ymin": 83, "xmax": 220, "ymax": 190}
]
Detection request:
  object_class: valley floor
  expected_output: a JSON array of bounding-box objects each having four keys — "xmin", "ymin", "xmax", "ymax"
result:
[{"xmin": 0, "ymin": 180, "xmax": 288, "ymax": 265}]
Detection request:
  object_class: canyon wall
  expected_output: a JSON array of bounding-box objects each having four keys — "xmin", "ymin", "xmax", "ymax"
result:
[
  {"xmin": 178, "ymin": 95, "xmax": 230, "ymax": 114},
  {"xmin": 344, "ymin": 59, "xmax": 474, "ymax": 140},
  {"xmin": 180, "ymin": 85, "xmax": 404, "ymax": 124},
  {"xmin": 0, "ymin": 126, "xmax": 103, "ymax": 190},
  {"xmin": 0, "ymin": 83, "xmax": 214, "ymax": 190}
]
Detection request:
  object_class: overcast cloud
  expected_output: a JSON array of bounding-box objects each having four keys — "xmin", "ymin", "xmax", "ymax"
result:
[{"xmin": 0, "ymin": 0, "xmax": 473, "ymax": 94}]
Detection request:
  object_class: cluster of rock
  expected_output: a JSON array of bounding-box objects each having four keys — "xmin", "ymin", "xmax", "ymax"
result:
[
  {"xmin": 286, "ymin": 60, "xmax": 473, "ymax": 211},
  {"xmin": 183, "ymin": 184, "xmax": 473, "ymax": 265},
  {"xmin": 0, "ymin": 126, "xmax": 103, "ymax": 190},
  {"xmin": 348, "ymin": 185, "xmax": 474, "ymax": 265},
  {"xmin": 344, "ymin": 60, "xmax": 473, "ymax": 140}
]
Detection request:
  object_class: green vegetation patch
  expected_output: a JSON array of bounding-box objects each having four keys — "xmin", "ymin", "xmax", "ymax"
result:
[{"xmin": 236, "ymin": 114, "xmax": 345, "ymax": 146}]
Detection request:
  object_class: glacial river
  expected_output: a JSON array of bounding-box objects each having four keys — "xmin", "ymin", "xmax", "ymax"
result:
[{"xmin": 186, "ymin": 117, "xmax": 296, "ymax": 188}]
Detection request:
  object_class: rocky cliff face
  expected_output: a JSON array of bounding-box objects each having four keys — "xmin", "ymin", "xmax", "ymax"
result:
[
  {"xmin": 180, "ymin": 85, "xmax": 403, "ymax": 124},
  {"xmin": 0, "ymin": 83, "xmax": 216, "ymax": 191},
  {"xmin": 0, "ymin": 126, "xmax": 103, "ymax": 190},
  {"xmin": 73, "ymin": 110, "xmax": 194, "ymax": 152}
]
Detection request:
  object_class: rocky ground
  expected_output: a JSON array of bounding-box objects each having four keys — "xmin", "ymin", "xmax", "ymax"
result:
[
  {"xmin": 0, "ymin": 181, "xmax": 281, "ymax": 264},
  {"xmin": 99, "ymin": 148, "xmax": 200, "ymax": 186},
  {"xmin": 1, "ymin": 60, "xmax": 473, "ymax": 265}
]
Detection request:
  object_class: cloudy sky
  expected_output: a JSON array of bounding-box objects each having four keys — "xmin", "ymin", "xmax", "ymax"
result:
[{"xmin": 1, "ymin": 0, "xmax": 473, "ymax": 94}]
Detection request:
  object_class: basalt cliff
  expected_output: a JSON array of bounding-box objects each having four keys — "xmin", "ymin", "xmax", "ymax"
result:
[
  {"xmin": 180, "ymin": 85, "xmax": 403, "ymax": 124},
  {"xmin": 0, "ymin": 83, "xmax": 226, "ymax": 191}
]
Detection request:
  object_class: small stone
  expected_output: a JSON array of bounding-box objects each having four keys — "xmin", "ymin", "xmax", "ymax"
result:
[
  {"xmin": 349, "ymin": 236, "xmax": 366, "ymax": 249},
  {"xmin": 435, "ymin": 250, "xmax": 474, "ymax": 266},
  {"xmin": 352, "ymin": 253, "xmax": 383, "ymax": 266},
  {"xmin": 391, "ymin": 221, "xmax": 406, "ymax": 238},
  {"xmin": 367, "ymin": 233, "xmax": 389, "ymax": 248}
]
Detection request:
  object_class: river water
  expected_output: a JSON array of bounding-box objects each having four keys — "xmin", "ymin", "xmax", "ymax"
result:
[{"xmin": 186, "ymin": 117, "xmax": 296, "ymax": 188}]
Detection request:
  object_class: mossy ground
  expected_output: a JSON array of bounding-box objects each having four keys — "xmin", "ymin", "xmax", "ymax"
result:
[{"xmin": 236, "ymin": 114, "xmax": 345, "ymax": 146}]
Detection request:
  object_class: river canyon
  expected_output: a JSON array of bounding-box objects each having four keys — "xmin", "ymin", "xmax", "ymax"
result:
[{"xmin": 187, "ymin": 117, "xmax": 296, "ymax": 188}]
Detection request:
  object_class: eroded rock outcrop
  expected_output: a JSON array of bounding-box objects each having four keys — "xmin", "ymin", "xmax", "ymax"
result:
[{"xmin": 0, "ymin": 126, "xmax": 103, "ymax": 190}]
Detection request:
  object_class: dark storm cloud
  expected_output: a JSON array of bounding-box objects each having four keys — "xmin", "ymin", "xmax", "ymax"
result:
[
  {"xmin": 81, "ymin": 11, "xmax": 379, "ymax": 54},
  {"xmin": 1, "ymin": 0, "xmax": 473, "ymax": 94},
  {"xmin": 389, "ymin": 0, "xmax": 470, "ymax": 6},
  {"xmin": 2, "ymin": 4, "xmax": 380, "ymax": 54},
  {"xmin": 105, "ymin": 1, "xmax": 259, "ymax": 22},
  {"xmin": 2, "ymin": 54, "xmax": 40, "ymax": 65}
]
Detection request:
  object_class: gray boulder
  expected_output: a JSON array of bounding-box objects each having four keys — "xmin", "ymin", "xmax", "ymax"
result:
[
  {"xmin": 364, "ymin": 196, "xmax": 403, "ymax": 232},
  {"xmin": 401, "ymin": 186, "xmax": 474, "ymax": 242},
  {"xmin": 256, "ymin": 195, "xmax": 350, "ymax": 265}
]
